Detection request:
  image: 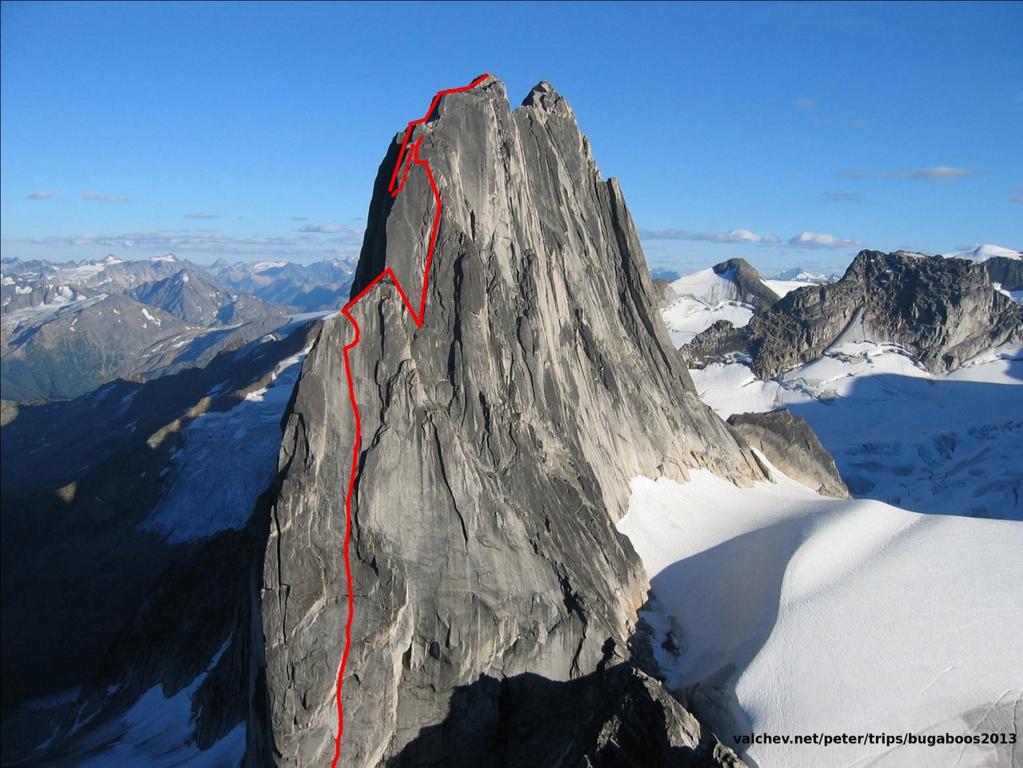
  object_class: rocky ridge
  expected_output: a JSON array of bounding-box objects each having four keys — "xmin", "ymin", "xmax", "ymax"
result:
[
  {"xmin": 686, "ymin": 250, "xmax": 1022, "ymax": 377},
  {"xmin": 258, "ymin": 76, "xmax": 764, "ymax": 766},
  {"xmin": 130, "ymin": 268, "xmax": 287, "ymax": 327},
  {"xmin": 0, "ymin": 255, "xmax": 349, "ymax": 401}
]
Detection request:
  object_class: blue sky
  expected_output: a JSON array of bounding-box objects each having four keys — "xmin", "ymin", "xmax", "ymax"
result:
[{"xmin": 2, "ymin": 1, "xmax": 1021, "ymax": 276}]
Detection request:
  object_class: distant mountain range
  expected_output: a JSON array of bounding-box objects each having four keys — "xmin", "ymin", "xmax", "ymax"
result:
[
  {"xmin": 769, "ymin": 266, "xmax": 838, "ymax": 282},
  {"xmin": 1, "ymin": 254, "xmax": 355, "ymax": 401},
  {"xmin": 206, "ymin": 258, "xmax": 356, "ymax": 311}
]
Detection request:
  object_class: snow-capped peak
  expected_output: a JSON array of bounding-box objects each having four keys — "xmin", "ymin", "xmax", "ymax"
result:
[
  {"xmin": 942, "ymin": 244, "xmax": 1021, "ymax": 263},
  {"xmin": 151, "ymin": 253, "xmax": 178, "ymax": 263},
  {"xmin": 772, "ymin": 266, "xmax": 829, "ymax": 282},
  {"xmin": 662, "ymin": 266, "xmax": 756, "ymax": 347},
  {"xmin": 669, "ymin": 267, "xmax": 742, "ymax": 304}
]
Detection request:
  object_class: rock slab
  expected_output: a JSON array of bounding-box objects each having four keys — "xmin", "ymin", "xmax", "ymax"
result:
[
  {"xmin": 258, "ymin": 77, "xmax": 763, "ymax": 765},
  {"xmin": 727, "ymin": 410, "xmax": 850, "ymax": 498}
]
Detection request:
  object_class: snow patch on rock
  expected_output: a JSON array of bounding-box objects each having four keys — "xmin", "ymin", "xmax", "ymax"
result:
[
  {"xmin": 662, "ymin": 268, "xmax": 756, "ymax": 346},
  {"xmin": 942, "ymin": 244, "xmax": 1021, "ymax": 262},
  {"xmin": 692, "ymin": 343, "xmax": 1023, "ymax": 519},
  {"xmin": 140, "ymin": 342, "xmax": 312, "ymax": 542},
  {"xmin": 71, "ymin": 637, "xmax": 245, "ymax": 767}
]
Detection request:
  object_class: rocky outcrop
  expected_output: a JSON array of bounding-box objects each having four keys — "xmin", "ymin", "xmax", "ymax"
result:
[
  {"xmin": 680, "ymin": 320, "xmax": 750, "ymax": 368},
  {"xmin": 685, "ymin": 250, "xmax": 1022, "ymax": 377},
  {"xmin": 982, "ymin": 256, "xmax": 1023, "ymax": 292},
  {"xmin": 259, "ymin": 77, "xmax": 764, "ymax": 766},
  {"xmin": 727, "ymin": 410, "xmax": 850, "ymax": 498},
  {"xmin": 0, "ymin": 399, "xmax": 17, "ymax": 427},
  {"xmin": 652, "ymin": 278, "xmax": 675, "ymax": 308},
  {"xmin": 661, "ymin": 258, "xmax": 779, "ymax": 315},
  {"xmin": 710, "ymin": 258, "xmax": 780, "ymax": 312},
  {"xmin": 389, "ymin": 664, "xmax": 746, "ymax": 767}
]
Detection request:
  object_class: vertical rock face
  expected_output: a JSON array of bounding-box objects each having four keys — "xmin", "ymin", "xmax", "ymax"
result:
[
  {"xmin": 726, "ymin": 410, "xmax": 850, "ymax": 499},
  {"xmin": 982, "ymin": 255, "xmax": 1023, "ymax": 292},
  {"xmin": 259, "ymin": 77, "xmax": 764, "ymax": 766}
]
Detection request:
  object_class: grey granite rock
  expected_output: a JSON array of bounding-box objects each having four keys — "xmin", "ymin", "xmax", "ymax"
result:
[
  {"xmin": 727, "ymin": 410, "xmax": 850, "ymax": 498},
  {"xmin": 685, "ymin": 250, "xmax": 1022, "ymax": 377},
  {"xmin": 258, "ymin": 76, "xmax": 764, "ymax": 766},
  {"xmin": 659, "ymin": 259, "xmax": 779, "ymax": 313},
  {"xmin": 982, "ymin": 255, "xmax": 1023, "ymax": 292},
  {"xmin": 710, "ymin": 258, "xmax": 780, "ymax": 313},
  {"xmin": 388, "ymin": 664, "xmax": 746, "ymax": 768},
  {"xmin": 652, "ymin": 278, "xmax": 675, "ymax": 308},
  {"xmin": 680, "ymin": 320, "xmax": 750, "ymax": 369}
]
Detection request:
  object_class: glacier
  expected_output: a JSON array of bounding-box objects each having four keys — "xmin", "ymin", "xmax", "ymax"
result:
[{"xmin": 618, "ymin": 461, "xmax": 1023, "ymax": 768}]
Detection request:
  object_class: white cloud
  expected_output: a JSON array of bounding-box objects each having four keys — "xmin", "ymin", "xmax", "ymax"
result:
[
  {"xmin": 184, "ymin": 212, "xmax": 219, "ymax": 220},
  {"xmin": 300, "ymin": 223, "xmax": 345, "ymax": 233},
  {"xmin": 23, "ymin": 227, "xmax": 363, "ymax": 260},
  {"xmin": 910, "ymin": 166, "xmax": 978, "ymax": 182},
  {"xmin": 27, "ymin": 191, "xmax": 58, "ymax": 200},
  {"xmin": 788, "ymin": 231, "xmax": 861, "ymax": 249},
  {"xmin": 83, "ymin": 191, "xmax": 134, "ymax": 203},
  {"xmin": 638, "ymin": 228, "xmax": 781, "ymax": 245},
  {"xmin": 840, "ymin": 166, "xmax": 979, "ymax": 182}
]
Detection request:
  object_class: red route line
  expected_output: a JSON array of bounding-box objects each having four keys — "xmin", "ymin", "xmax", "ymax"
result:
[{"xmin": 331, "ymin": 73, "xmax": 490, "ymax": 768}]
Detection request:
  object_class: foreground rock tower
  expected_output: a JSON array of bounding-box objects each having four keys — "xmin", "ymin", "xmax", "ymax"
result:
[{"xmin": 258, "ymin": 76, "xmax": 763, "ymax": 765}]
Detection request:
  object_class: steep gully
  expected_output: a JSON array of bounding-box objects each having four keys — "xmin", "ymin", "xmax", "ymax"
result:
[{"xmin": 332, "ymin": 74, "xmax": 491, "ymax": 768}]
